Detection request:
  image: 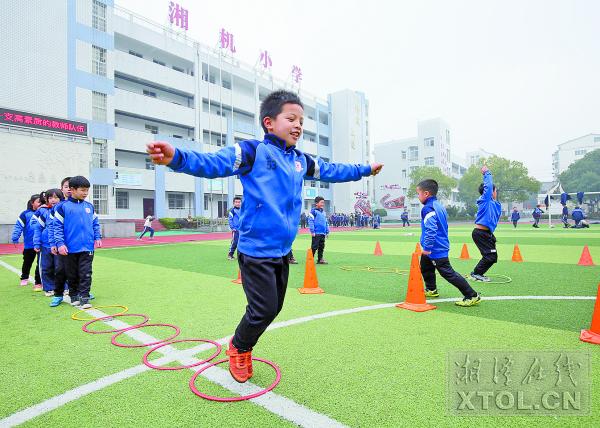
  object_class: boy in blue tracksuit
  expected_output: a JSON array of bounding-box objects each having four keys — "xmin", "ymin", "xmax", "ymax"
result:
[
  {"xmin": 12, "ymin": 194, "xmax": 42, "ymax": 286},
  {"xmin": 417, "ymin": 179, "xmax": 480, "ymax": 306},
  {"xmin": 561, "ymin": 205, "xmax": 571, "ymax": 228},
  {"xmin": 146, "ymin": 90, "xmax": 383, "ymax": 383},
  {"xmin": 309, "ymin": 196, "xmax": 330, "ymax": 264},
  {"xmin": 54, "ymin": 176, "xmax": 102, "ymax": 309},
  {"xmin": 572, "ymin": 206, "xmax": 588, "ymax": 228},
  {"xmin": 510, "ymin": 207, "xmax": 520, "ymax": 228},
  {"xmin": 401, "ymin": 209, "xmax": 410, "ymax": 227},
  {"xmin": 32, "ymin": 189, "xmax": 63, "ymax": 295},
  {"xmin": 227, "ymin": 196, "xmax": 242, "ymax": 260},
  {"xmin": 470, "ymin": 166, "xmax": 502, "ymax": 282},
  {"xmin": 532, "ymin": 205, "xmax": 544, "ymax": 228}
]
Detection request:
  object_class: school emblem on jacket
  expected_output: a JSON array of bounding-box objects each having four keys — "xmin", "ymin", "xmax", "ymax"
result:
[
  {"xmin": 85, "ymin": 207, "xmax": 91, "ymax": 214},
  {"xmin": 266, "ymin": 155, "xmax": 276, "ymax": 170},
  {"xmin": 295, "ymin": 161, "xmax": 302, "ymax": 172}
]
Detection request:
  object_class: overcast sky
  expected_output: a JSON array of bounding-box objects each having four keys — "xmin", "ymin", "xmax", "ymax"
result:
[{"xmin": 117, "ymin": 0, "xmax": 600, "ymax": 181}]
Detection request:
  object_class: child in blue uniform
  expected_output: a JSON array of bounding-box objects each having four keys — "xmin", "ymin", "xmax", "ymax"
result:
[
  {"xmin": 470, "ymin": 165, "xmax": 502, "ymax": 282},
  {"xmin": 12, "ymin": 194, "xmax": 42, "ymax": 286},
  {"xmin": 510, "ymin": 207, "xmax": 520, "ymax": 228},
  {"xmin": 227, "ymin": 196, "xmax": 241, "ymax": 260},
  {"xmin": 417, "ymin": 179, "xmax": 480, "ymax": 306},
  {"xmin": 146, "ymin": 90, "xmax": 383, "ymax": 383},
  {"xmin": 308, "ymin": 196, "xmax": 330, "ymax": 264}
]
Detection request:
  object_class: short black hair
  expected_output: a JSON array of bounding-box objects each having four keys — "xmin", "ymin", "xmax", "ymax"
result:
[
  {"xmin": 314, "ymin": 196, "xmax": 325, "ymax": 203},
  {"xmin": 46, "ymin": 188, "xmax": 65, "ymax": 201},
  {"xmin": 233, "ymin": 196, "xmax": 242, "ymax": 201},
  {"xmin": 260, "ymin": 90, "xmax": 304, "ymax": 133},
  {"xmin": 69, "ymin": 175, "xmax": 91, "ymax": 189},
  {"xmin": 61, "ymin": 176, "xmax": 71, "ymax": 187},
  {"xmin": 417, "ymin": 179, "xmax": 438, "ymax": 196},
  {"xmin": 478, "ymin": 182, "xmax": 497, "ymax": 195},
  {"xmin": 38, "ymin": 191, "xmax": 47, "ymax": 205},
  {"xmin": 27, "ymin": 194, "xmax": 40, "ymax": 210}
]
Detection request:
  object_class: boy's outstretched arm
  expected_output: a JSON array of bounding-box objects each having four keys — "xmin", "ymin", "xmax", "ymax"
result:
[
  {"xmin": 147, "ymin": 140, "xmax": 257, "ymax": 178},
  {"xmin": 480, "ymin": 165, "xmax": 493, "ymax": 200},
  {"xmin": 304, "ymin": 155, "xmax": 383, "ymax": 183}
]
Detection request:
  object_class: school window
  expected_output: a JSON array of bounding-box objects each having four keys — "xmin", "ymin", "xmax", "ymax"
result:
[
  {"xmin": 92, "ymin": 138, "xmax": 108, "ymax": 168},
  {"xmin": 153, "ymin": 59, "xmax": 166, "ymax": 66},
  {"xmin": 401, "ymin": 151, "xmax": 406, "ymax": 160},
  {"xmin": 145, "ymin": 157, "xmax": 155, "ymax": 170},
  {"xmin": 143, "ymin": 89, "xmax": 157, "ymax": 98},
  {"xmin": 575, "ymin": 149, "xmax": 587, "ymax": 156},
  {"xmin": 145, "ymin": 124, "xmax": 158, "ymax": 134},
  {"xmin": 92, "ymin": 185, "xmax": 108, "ymax": 215},
  {"xmin": 168, "ymin": 193, "xmax": 185, "ymax": 209},
  {"xmin": 408, "ymin": 146, "xmax": 419, "ymax": 161},
  {"xmin": 425, "ymin": 156, "xmax": 434, "ymax": 166},
  {"xmin": 92, "ymin": 0, "xmax": 107, "ymax": 32},
  {"xmin": 128, "ymin": 50, "xmax": 143, "ymax": 58},
  {"xmin": 594, "ymin": 136, "xmax": 600, "ymax": 143},
  {"xmin": 304, "ymin": 132, "xmax": 316, "ymax": 143},
  {"xmin": 424, "ymin": 137, "xmax": 435, "ymax": 147},
  {"xmin": 92, "ymin": 45, "xmax": 106, "ymax": 77},
  {"xmin": 320, "ymin": 182, "xmax": 330, "ymax": 189},
  {"xmin": 402, "ymin": 169, "xmax": 407, "ymax": 178},
  {"xmin": 402, "ymin": 187, "xmax": 407, "ymax": 194},
  {"xmin": 92, "ymin": 91, "xmax": 107, "ymax": 122},
  {"xmin": 319, "ymin": 112, "xmax": 329, "ymax": 126},
  {"xmin": 116, "ymin": 190, "xmax": 129, "ymax": 209},
  {"xmin": 172, "ymin": 65, "xmax": 184, "ymax": 73},
  {"xmin": 319, "ymin": 136, "xmax": 329, "ymax": 146}
]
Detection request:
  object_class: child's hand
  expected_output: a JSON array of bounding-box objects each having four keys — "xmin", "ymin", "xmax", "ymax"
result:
[
  {"xmin": 34, "ymin": 247, "xmax": 40, "ymax": 253},
  {"xmin": 481, "ymin": 165, "xmax": 489, "ymax": 174},
  {"xmin": 146, "ymin": 142, "xmax": 175, "ymax": 165},
  {"xmin": 58, "ymin": 245, "xmax": 68, "ymax": 256},
  {"xmin": 421, "ymin": 250, "xmax": 432, "ymax": 255},
  {"xmin": 95, "ymin": 240, "xmax": 103, "ymax": 248},
  {"xmin": 370, "ymin": 163, "xmax": 384, "ymax": 176},
  {"xmin": 51, "ymin": 246, "xmax": 58, "ymax": 255}
]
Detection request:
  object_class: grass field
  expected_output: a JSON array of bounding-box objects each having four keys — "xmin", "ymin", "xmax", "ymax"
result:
[{"xmin": 1, "ymin": 224, "xmax": 600, "ymax": 427}]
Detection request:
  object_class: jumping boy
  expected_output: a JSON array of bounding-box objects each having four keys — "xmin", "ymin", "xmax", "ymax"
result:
[
  {"xmin": 308, "ymin": 196, "xmax": 330, "ymax": 264},
  {"xmin": 146, "ymin": 90, "xmax": 383, "ymax": 383},
  {"xmin": 470, "ymin": 165, "xmax": 502, "ymax": 282},
  {"xmin": 227, "ymin": 196, "xmax": 241, "ymax": 260},
  {"xmin": 417, "ymin": 179, "xmax": 481, "ymax": 306},
  {"xmin": 54, "ymin": 176, "xmax": 102, "ymax": 309}
]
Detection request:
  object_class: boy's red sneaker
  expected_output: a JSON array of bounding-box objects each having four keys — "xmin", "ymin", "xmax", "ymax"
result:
[{"xmin": 226, "ymin": 339, "xmax": 252, "ymax": 383}]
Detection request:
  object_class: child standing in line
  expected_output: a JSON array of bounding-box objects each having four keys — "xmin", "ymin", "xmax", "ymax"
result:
[
  {"xmin": 416, "ymin": 179, "xmax": 481, "ymax": 306},
  {"xmin": 32, "ymin": 189, "xmax": 64, "ymax": 296},
  {"xmin": 146, "ymin": 90, "xmax": 383, "ymax": 383},
  {"xmin": 49, "ymin": 178, "xmax": 72, "ymax": 307},
  {"xmin": 54, "ymin": 176, "xmax": 102, "ymax": 309},
  {"xmin": 12, "ymin": 194, "xmax": 42, "ymax": 287},
  {"xmin": 510, "ymin": 207, "xmax": 520, "ymax": 228},
  {"xmin": 308, "ymin": 196, "xmax": 330, "ymax": 264},
  {"xmin": 470, "ymin": 165, "xmax": 502, "ymax": 282}
]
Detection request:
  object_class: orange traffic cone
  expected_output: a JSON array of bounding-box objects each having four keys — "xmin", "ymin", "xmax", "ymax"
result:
[
  {"xmin": 374, "ymin": 241, "xmax": 383, "ymax": 256},
  {"xmin": 298, "ymin": 249, "xmax": 324, "ymax": 294},
  {"xmin": 578, "ymin": 245, "xmax": 595, "ymax": 266},
  {"xmin": 580, "ymin": 284, "xmax": 600, "ymax": 344},
  {"xmin": 396, "ymin": 252, "xmax": 437, "ymax": 312},
  {"xmin": 415, "ymin": 242, "xmax": 422, "ymax": 256},
  {"xmin": 460, "ymin": 244, "xmax": 470, "ymax": 260},
  {"xmin": 231, "ymin": 269, "xmax": 242, "ymax": 284},
  {"xmin": 512, "ymin": 244, "xmax": 523, "ymax": 262}
]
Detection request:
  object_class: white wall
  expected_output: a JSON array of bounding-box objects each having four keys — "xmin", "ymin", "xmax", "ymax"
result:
[
  {"xmin": 0, "ymin": 131, "xmax": 91, "ymax": 223},
  {"xmin": 0, "ymin": 0, "xmax": 68, "ymax": 117}
]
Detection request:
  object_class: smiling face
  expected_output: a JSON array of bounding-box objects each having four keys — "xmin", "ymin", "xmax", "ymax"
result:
[{"xmin": 263, "ymin": 103, "xmax": 304, "ymax": 147}]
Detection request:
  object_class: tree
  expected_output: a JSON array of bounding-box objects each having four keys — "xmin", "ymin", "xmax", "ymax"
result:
[
  {"xmin": 407, "ymin": 166, "xmax": 457, "ymax": 200},
  {"xmin": 559, "ymin": 149, "xmax": 600, "ymax": 193},
  {"xmin": 373, "ymin": 208, "xmax": 388, "ymax": 217},
  {"xmin": 457, "ymin": 156, "xmax": 540, "ymax": 211}
]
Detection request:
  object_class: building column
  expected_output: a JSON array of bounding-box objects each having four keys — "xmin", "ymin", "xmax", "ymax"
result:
[{"xmin": 154, "ymin": 165, "xmax": 166, "ymax": 218}]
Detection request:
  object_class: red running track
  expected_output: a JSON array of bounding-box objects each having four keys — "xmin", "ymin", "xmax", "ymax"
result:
[{"xmin": 0, "ymin": 226, "xmax": 393, "ymax": 255}]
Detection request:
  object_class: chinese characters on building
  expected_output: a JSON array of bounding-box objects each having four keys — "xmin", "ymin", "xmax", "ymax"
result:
[
  {"xmin": 168, "ymin": 2, "xmax": 189, "ymax": 31},
  {"xmin": 0, "ymin": 108, "xmax": 87, "ymax": 136}
]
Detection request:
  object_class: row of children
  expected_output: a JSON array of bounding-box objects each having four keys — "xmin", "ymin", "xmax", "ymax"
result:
[
  {"xmin": 11, "ymin": 176, "xmax": 101, "ymax": 308},
  {"xmin": 510, "ymin": 204, "xmax": 590, "ymax": 228}
]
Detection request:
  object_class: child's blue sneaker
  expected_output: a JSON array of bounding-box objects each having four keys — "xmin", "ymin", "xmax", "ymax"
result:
[
  {"xmin": 50, "ymin": 296, "xmax": 63, "ymax": 307},
  {"xmin": 90, "ymin": 293, "xmax": 95, "ymax": 300}
]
